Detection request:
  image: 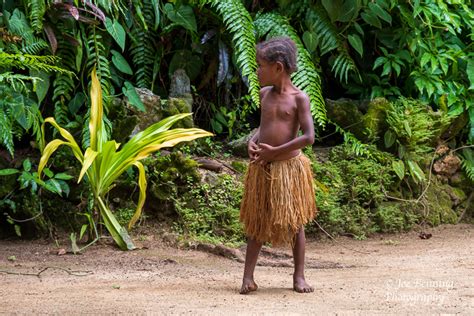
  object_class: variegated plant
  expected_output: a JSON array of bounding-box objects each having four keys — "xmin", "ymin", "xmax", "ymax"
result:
[{"xmin": 38, "ymin": 69, "xmax": 212, "ymax": 251}]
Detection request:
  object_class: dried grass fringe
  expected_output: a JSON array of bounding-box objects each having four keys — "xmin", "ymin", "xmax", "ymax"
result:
[{"xmin": 240, "ymin": 154, "xmax": 317, "ymax": 246}]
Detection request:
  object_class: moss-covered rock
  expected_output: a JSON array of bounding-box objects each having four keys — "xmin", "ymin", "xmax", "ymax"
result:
[
  {"xmin": 361, "ymin": 97, "xmax": 391, "ymax": 143},
  {"xmin": 228, "ymin": 129, "xmax": 257, "ymax": 158},
  {"xmin": 424, "ymin": 181, "xmax": 458, "ymax": 225},
  {"xmin": 146, "ymin": 152, "xmax": 200, "ymax": 208},
  {"xmin": 230, "ymin": 160, "xmax": 248, "ymax": 174},
  {"xmin": 325, "ymin": 98, "xmax": 365, "ymax": 139},
  {"xmin": 374, "ymin": 201, "xmax": 418, "ymax": 233},
  {"xmin": 163, "ymin": 98, "xmax": 193, "ymax": 128}
]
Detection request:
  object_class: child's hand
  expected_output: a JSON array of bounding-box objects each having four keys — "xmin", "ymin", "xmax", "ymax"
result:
[
  {"xmin": 248, "ymin": 140, "xmax": 259, "ymax": 161},
  {"xmin": 254, "ymin": 143, "xmax": 277, "ymax": 163}
]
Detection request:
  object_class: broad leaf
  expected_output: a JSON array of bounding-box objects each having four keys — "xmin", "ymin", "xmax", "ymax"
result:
[
  {"xmin": 392, "ymin": 160, "xmax": 405, "ymax": 180},
  {"xmin": 0, "ymin": 168, "xmax": 19, "ymax": 176},
  {"xmin": 407, "ymin": 160, "xmax": 426, "ymax": 183},
  {"xmin": 384, "ymin": 130, "xmax": 396, "ymax": 148},
  {"xmin": 123, "ymin": 81, "xmax": 145, "ymax": 112},
  {"xmin": 348, "ymin": 34, "xmax": 363, "ymax": 57},
  {"xmin": 111, "ymin": 50, "xmax": 133, "ymax": 75},
  {"xmin": 303, "ymin": 31, "xmax": 318, "ymax": 53},
  {"xmin": 163, "ymin": 3, "xmax": 197, "ymax": 33},
  {"xmin": 127, "ymin": 161, "xmax": 146, "ymax": 230},
  {"xmin": 105, "ymin": 17, "xmax": 126, "ymax": 51},
  {"xmin": 368, "ymin": 2, "xmax": 392, "ymax": 24}
]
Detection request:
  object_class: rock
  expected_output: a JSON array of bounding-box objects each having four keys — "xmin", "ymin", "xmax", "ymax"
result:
[
  {"xmin": 433, "ymin": 154, "xmax": 461, "ymax": 176},
  {"xmin": 162, "ymin": 98, "xmax": 193, "ymax": 128},
  {"xmin": 449, "ymin": 171, "xmax": 472, "ymax": 190},
  {"xmin": 228, "ymin": 129, "xmax": 257, "ymax": 158},
  {"xmin": 112, "ymin": 84, "xmax": 195, "ymax": 140},
  {"xmin": 361, "ymin": 97, "xmax": 391, "ymax": 143},
  {"xmin": 424, "ymin": 181, "xmax": 458, "ymax": 225},
  {"xmin": 447, "ymin": 187, "xmax": 467, "ymax": 207},
  {"xmin": 170, "ymin": 69, "xmax": 191, "ymax": 97},
  {"xmin": 325, "ymin": 98, "xmax": 365, "ymax": 139},
  {"xmin": 127, "ymin": 88, "xmax": 163, "ymax": 135},
  {"xmin": 169, "ymin": 69, "xmax": 193, "ymax": 124},
  {"xmin": 201, "ymin": 170, "xmax": 220, "ymax": 186}
]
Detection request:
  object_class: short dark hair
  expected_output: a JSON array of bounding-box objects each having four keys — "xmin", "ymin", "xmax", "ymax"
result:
[{"xmin": 256, "ymin": 37, "xmax": 298, "ymax": 74}]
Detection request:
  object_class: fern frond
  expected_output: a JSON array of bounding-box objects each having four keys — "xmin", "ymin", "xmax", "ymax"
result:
[
  {"xmin": 0, "ymin": 110, "xmax": 14, "ymax": 156},
  {"xmin": 200, "ymin": 0, "xmax": 260, "ymax": 107},
  {"xmin": 22, "ymin": 38, "xmax": 49, "ymax": 55},
  {"xmin": 0, "ymin": 52, "xmax": 72, "ymax": 74},
  {"xmin": 27, "ymin": 0, "xmax": 46, "ymax": 33},
  {"xmin": 129, "ymin": 1, "xmax": 157, "ymax": 88},
  {"xmin": 306, "ymin": 5, "xmax": 360, "ymax": 83},
  {"xmin": 333, "ymin": 121, "xmax": 373, "ymax": 157},
  {"xmin": 53, "ymin": 26, "xmax": 79, "ymax": 125},
  {"xmin": 7, "ymin": 9, "xmax": 48, "ymax": 55},
  {"xmin": 254, "ymin": 12, "xmax": 326, "ymax": 126},
  {"xmin": 86, "ymin": 28, "xmax": 111, "ymax": 105},
  {"xmin": 460, "ymin": 148, "xmax": 474, "ymax": 182},
  {"xmin": 0, "ymin": 72, "xmax": 40, "ymax": 92}
]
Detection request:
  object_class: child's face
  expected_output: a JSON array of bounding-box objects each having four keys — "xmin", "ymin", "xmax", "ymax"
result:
[{"xmin": 256, "ymin": 56, "xmax": 278, "ymax": 86}]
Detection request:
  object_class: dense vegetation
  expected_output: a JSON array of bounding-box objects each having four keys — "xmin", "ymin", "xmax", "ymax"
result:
[{"xmin": 0, "ymin": 0, "xmax": 473, "ymax": 249}]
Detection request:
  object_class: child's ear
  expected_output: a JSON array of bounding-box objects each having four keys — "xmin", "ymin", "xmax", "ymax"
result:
[{"xmin": 275, "ymin": 61, "xmax": 284, "ymax": 73}]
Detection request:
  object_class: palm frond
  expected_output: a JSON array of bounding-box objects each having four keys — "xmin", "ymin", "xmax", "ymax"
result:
[
  {"xmin": 200, "ymin": 0, "xmax": 260, "ymax": 107},
  {"xmin": 254, "ymin": 12, "xmax": 326, "ymax": 126}
]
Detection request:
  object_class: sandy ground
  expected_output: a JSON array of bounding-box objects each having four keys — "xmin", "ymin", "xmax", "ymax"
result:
[{"xmin": 0, "ymin": 223, "xmax": 473, "ymax": 315}]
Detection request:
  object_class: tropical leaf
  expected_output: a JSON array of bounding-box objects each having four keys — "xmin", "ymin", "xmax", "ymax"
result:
[
  {"xmin": 200, "ymin": 0, "xmax": 260, "ymax": 106},
  {"xmin": 305, "ymin": 5, "xmax": 360, "ymax": 83},
  {"xmin": 38, "ymin": 69, "xmax": 213, "ymax": 251}
]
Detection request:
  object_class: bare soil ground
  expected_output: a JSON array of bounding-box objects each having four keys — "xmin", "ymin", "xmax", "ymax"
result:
[{"xmin": 1, "ymin": 224, "xmax": 473, "ymax": 315}]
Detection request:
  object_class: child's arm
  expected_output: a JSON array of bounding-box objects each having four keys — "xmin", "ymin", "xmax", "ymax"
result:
[{"xmin": 255, "ymin": 93, "xmax": 314, "ymax": 161}]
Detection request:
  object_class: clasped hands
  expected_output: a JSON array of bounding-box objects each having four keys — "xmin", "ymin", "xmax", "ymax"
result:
[{"xmin": 248, "ymin": 141, "xmax": 277, "ymax": 164}]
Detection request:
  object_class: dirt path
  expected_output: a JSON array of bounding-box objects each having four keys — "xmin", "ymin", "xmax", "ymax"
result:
[{"xmin": 1, "ymin": 224, "xmax": 473, "ymax": 315}]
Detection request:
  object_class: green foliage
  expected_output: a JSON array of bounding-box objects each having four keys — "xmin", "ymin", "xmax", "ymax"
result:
[
  {"xmin": 254, "ymin": 12, "xmax": 326, "ymax": 126},
  {"xmin": 384, "ymin": 98, "xmax": 451, "ymax": 183},
  {"xmin": 129, "ymin": 0, "xmax": 159, "ymax": 89},
  {"xmin": 146, "ymin": 151, "xmax": 200, "ymax": 201},
  {"xmin": 0, "ymin": 84, "xmax": 42, "ymax": 156},
  {"xmin": 311, "ymin": 144, "xmax": 411, "ymax": 237},
  {"xmin": 305, "ymin": 4, "xmax": 360, "ymax": 83},
  {"xmin": 0, "ymin": 51, "xmax": 71, "ymax": 74},
  {"xmin": 26, "ymin": 0, "xmax": 46, "ymax": 33},
  {"xmin": 201, "ymin": 0, "xmax": 260, "ymax": 107},
  {"xmin": 85, "ymin": 28, "xmax": 112, "ymax": 105},
  {"xmin": 459, "ymin": 148, "xmax": 474, "ymax": 182},
  {"xmin": 173, "ymin": 174, "xmax": 244, "ymax": 245},
  {"xmin": 37, "ymin": 69, "xmax": 212, "ymax": 251}
]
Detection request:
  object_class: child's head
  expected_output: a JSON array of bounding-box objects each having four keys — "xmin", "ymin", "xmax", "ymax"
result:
[{"xmin": 256, "ymin": 37, "xmax": 298, "ymax": 74}]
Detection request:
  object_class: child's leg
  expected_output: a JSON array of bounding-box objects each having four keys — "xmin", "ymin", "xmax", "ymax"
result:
[
  {"xmin": 240, "ymin": 238, "xmax": 262, "ymax": 294},
  {"xmin": 292, "ymin": 226, "xmax": 314, "ymax": 293}
]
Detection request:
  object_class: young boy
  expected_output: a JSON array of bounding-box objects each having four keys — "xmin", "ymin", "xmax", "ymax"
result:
[{"xmin": 240, "ymin": 37, "xmax": 317, "ymax": 294}]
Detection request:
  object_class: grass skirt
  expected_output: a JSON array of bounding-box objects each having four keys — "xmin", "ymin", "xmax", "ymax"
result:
[{"xmin": 240, "ymin": 154, "xmax": 317, "ymax": 246}]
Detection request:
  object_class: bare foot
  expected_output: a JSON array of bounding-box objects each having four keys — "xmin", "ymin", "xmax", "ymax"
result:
[
  {"xmin": 240, "ymin": 278, "xmax": 258, "ymax": 294},
  {"xmin": 293, "ymin": 276, "xmax": 314, "ymax": 293}
]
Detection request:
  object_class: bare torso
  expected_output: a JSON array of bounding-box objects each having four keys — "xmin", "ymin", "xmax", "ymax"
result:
[{"xmin": 258, "ymin": 87, "xmax": 301, "ymax": 161}]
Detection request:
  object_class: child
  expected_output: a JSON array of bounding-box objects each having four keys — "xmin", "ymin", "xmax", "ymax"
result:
[{"xmin": 240, "ymin": 37, "xmax": 317, "ymax": 294}]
